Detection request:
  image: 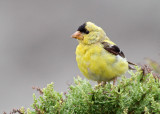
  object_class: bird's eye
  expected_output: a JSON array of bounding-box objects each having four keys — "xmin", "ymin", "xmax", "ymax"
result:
[{"xmin": 77, "ymin": 23, "xmax": 89, "ymax": 34}]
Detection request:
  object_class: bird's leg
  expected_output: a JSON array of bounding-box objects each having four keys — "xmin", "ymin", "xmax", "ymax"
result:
[
  {"xmin": 102, "ymin": 81, "xmax": 106, "ymax": 86},
  {"xmin": 113, "ymin": 77, "xmax": 117, "ymax": 85},
  {"xmin": 97, "ymin": 81, "xmax": 102, "ymax": 86}
]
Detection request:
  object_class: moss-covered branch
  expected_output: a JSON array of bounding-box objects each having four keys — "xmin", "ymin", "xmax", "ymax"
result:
[{"xmin": 12, "ymin": 66, "xmax": 159, "ymax": 114}]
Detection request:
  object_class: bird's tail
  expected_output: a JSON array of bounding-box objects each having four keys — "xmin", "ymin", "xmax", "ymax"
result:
[{"xmin": 128, "ymin": 61, "xmax": 137, "ymax": 70}]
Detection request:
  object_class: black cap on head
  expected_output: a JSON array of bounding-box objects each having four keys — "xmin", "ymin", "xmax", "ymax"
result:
[{"xmin": 77, "ymin": 23, "xmax": 89, "ymax": 34}]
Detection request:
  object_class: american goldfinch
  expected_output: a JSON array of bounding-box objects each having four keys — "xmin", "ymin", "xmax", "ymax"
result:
[{"xmin": 71, "ymin": 22, "xmax": 135, "ymax": 84}]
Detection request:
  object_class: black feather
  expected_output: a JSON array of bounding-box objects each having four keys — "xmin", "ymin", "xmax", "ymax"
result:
[
  {"xmin": 102, "ymin": 42, "xmax": 125, "ymax": 58},
  {"xmin": 102, "ymin": 42, "xmax": 136, "ymax": 69}
]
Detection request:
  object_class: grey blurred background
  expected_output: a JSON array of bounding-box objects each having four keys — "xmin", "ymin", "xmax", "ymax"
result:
[{"xmin": 0, "ymin": 0, "xmax": 160, "ymax": 112}]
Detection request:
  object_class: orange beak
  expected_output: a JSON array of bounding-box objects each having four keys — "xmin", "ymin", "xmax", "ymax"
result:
[{"xmin": 71, "ymin": 31, "xmax": 84, "ymax": 40}]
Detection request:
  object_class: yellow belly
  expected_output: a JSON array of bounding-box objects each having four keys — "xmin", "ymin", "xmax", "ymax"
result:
[{"xmin": 76, "ymin": 43, "xmax": 128, "ymax": 82}]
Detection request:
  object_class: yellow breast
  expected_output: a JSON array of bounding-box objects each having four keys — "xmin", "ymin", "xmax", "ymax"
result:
[{"xmin": 76, "ymin": 43, "xmax": 128, "ymax": 82}]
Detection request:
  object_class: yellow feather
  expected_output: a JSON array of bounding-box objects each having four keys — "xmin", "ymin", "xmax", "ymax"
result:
[{"xmin": 76, "ymin": 42, "xmax": 128, "ymax": 82}]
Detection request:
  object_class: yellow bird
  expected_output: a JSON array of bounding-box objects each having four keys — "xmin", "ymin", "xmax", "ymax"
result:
[{"xmin": 71, "ymin": 22, "xmax": 135, "ymax": 84}]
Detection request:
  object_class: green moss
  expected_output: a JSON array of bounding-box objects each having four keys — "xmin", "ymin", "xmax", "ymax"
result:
[{"xmin": 21, "ymin": 67, "xmax": 160, "ymax": 114}]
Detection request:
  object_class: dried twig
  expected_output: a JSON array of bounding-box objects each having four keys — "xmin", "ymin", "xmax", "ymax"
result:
[
  {"xmin": 9, "ymin": 108, "xmax": 23, "ymax": 114},
  {"xmin": 32, "ymin": 86, "xmax": 43, "ymax": 95}
]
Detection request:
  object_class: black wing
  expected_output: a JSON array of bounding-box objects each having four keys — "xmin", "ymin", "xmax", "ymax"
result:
[
  {"xmin": 101, "ymin": 42, "xmax": 136, "ymax": 69},
  {"xmin": 101, "ymin": 42, "xmax": 125, "ymax": 58}
]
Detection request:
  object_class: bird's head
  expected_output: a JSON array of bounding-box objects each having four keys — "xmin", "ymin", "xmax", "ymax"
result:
[{"xmin": 71, "ymin": 22, "xmax": 108, "ymax": 44}]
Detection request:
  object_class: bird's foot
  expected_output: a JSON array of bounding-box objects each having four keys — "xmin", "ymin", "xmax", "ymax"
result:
[
  {"xmin": 97, "ymin": 81, "xmax": 102, "ymax": 86},
  {"xmin": 96, "ymin": 81, "xmax": 107, "ymax": 87},
  {"xmin": 113, "ymin": 77, "xmax": 117, "ymax": 85},
  {"xmin": 102, "ymin": 81, "xmax": 106, "ymax": 87}
]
